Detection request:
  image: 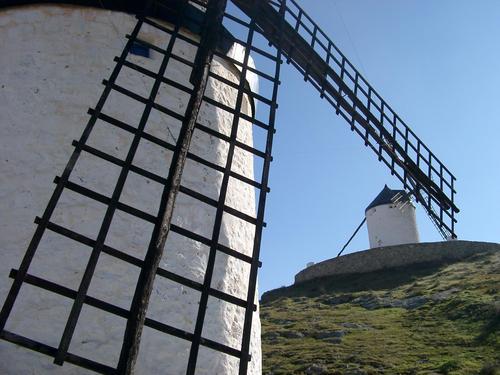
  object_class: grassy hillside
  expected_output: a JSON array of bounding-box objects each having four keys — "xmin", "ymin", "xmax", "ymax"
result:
[{"xmin": 260, "ymin": 250, "xmax": 500, "ymax": 374}]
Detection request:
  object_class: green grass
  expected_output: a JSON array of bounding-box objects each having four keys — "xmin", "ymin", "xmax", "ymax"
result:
[{"xmin": 260, "ymin": 250, "xmax": 500, "ymax": 374}]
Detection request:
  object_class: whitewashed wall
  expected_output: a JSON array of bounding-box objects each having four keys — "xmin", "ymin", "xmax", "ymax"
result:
[
  {"xmin": 0, "ymin": 4, "xmax": 260, "ymax": 374},
  {"xmin": 366, "ymin": 203, "xmax": 420, "ymax": 249}
]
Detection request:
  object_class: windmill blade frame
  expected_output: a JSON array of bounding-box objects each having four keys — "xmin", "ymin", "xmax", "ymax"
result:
[{"xmin": 232, "ymin": 0, "xmax": 458, "ymax": 240}]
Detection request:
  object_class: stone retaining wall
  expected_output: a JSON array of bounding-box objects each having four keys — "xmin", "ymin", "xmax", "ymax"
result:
[{"xmin": 295, "ymin": 241, "xmax": 500, "ymax": 284}]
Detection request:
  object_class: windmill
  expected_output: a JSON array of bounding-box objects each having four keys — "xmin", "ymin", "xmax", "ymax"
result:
[{"xmin": 0, "ymin": 0, "xmax": 458, "ymax": 374}]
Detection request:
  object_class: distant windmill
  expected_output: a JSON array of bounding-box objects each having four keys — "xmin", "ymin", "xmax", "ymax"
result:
[
  {"xmin": 365, "ymin": 185, "xmax": 420, "ymax": 249},
  {"xmin": 0, "ymin": 0, "xmax": 458, "ymax": 374}
]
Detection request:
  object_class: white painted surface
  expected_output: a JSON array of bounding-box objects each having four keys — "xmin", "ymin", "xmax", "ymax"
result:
[
  {"xmin": 366, "ymin": 203, "xmax": 420, "ymax": 249},
  {"xmin": 0, "ymin": 4, "xmax": 260, "ymax": 374}
]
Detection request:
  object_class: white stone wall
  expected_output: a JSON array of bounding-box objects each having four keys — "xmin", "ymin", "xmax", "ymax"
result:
[
  {"xmin": 294, "ymin": 240, "xmax": 500, "ymax": 283},
  {"xmin": 366, "ymin": 202, "xmax": 420, "ymax": 249},
  {"xmin": 0, "ymin": 4, "xmax": 260, "ymax": 374}
]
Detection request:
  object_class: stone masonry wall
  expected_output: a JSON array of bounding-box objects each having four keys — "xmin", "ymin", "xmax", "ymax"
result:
[{"xmin": 295, "ymin": 241, "xmax": 500, "ymax": 284}]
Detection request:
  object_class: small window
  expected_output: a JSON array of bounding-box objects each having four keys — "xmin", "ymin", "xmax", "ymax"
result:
[{"xmin": 130, "ymin": 42, "xmax": 150, "ymax": 58}]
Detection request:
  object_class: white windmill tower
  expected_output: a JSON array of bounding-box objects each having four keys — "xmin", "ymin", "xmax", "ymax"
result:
[
  {"xmin": 0, "ymin": 1, "xmax": 262, "ymax": 373},
  {"xmin": 365, "ymin": 185, "xmax": 420, "ymax": 249}
]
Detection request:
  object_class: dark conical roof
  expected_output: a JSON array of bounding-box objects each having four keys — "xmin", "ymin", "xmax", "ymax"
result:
[{"xmin": 365, "ymin": 185, "xmax": 407, "ymax": 212}]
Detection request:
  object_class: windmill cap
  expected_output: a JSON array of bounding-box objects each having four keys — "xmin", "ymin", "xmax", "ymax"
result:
[{"xmin": 365, "ymin": 185, "xmax": 408, "ymax": 212}]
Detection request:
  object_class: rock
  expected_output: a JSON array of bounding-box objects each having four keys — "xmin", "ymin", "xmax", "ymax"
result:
[
  {"xmin": 314, "ymin": 330, "xmax": 346, "ymax": 339},
  {"xmin": 340, "ymin": 322, "xmax": 373, "ymax": 330},
  {"xmin": 262, "ymin": 331, "xmax": 280, "ymax": 341},
  {"xmin": 281, "ymin": 331, "xmax": 304, "ymax": 339},
  {"xmin": 430, "ymin": 288, "xmax": 460, "ymax": 301},
  {"xmin": 305, "ymin": 363, "xmax": 328, "ymax": 374},
  {"xmin": 402, "ymin": 296, "xmax": 429, "ymax": 310},
  {"xmin": 270, "ymin": 318, "xmax": 295, "ymax": 325},
  {"xmin": 263, "ymin": 330, "xmax": 305, "ymax": 340},
  {"xmin": 321, "ymin": 294, "xmax": 354, "ymax": 306},
  {"xmin": 353, "ymin": 295, "xmax": 386, "ymax": 310},
  {"xmin": 353, "ymin": 294, "xmax": 429, "ymax": 310}
]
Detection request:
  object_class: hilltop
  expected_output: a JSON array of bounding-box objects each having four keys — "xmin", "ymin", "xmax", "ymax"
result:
[{"xmin": 260, "ymin": 247, "xmax": 500, "ymax": 374}]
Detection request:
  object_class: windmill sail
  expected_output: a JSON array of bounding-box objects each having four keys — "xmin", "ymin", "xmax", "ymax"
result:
[{"xmin": 233, "ymin": 0, "xmax": 459, "ymax": 240}]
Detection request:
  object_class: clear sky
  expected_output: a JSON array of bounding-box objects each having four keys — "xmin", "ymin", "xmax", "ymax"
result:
[{"xmin": 257, "ymin": 0, "xmax": 500, "ymax": 295}]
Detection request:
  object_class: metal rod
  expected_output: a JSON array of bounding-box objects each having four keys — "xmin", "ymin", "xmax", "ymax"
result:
[
  {"xmin": 337, "ymin": 217, "xmax": 366, "ymax": 258},
  {"xmin": 116, "ymin": 1, "xmax": 228, "ymax": 373}
]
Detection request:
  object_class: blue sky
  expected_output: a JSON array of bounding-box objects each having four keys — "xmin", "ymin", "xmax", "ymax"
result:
[{"xmin": 257, "ymin": 0, "xmax": 500, "ymax": 294}]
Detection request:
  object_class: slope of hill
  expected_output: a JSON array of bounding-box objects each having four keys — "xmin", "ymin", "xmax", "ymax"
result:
[{"xmin": 260, "ymin": 249, "xmax": 499, "ymax": 374}]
